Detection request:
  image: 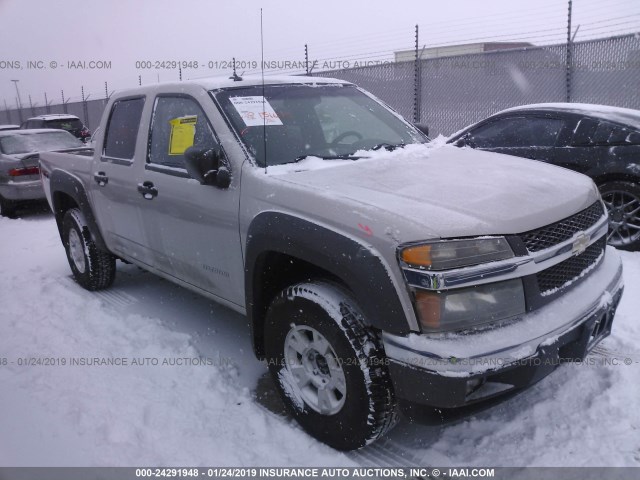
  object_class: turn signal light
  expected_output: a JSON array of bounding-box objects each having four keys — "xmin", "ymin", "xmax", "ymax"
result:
[{"xmin": 401, "ymin": 245, "xmax": 432, "ymax": 267}]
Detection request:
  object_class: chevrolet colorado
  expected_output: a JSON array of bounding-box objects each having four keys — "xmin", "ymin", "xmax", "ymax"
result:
[{"xmin": 39, "ymin": 76, "xmax": 624, "ymax": 450}]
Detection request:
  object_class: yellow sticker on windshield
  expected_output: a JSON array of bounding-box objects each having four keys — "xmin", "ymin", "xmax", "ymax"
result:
[{"xmin": 168, "ymin": 115, "xmax": 197, "ymax": 155}]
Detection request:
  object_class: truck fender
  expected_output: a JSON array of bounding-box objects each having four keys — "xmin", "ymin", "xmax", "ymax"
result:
[
  {"xmin": 245, "ymin": 212, "xmax": 411, "ymax": 357},
  {"xmin": 49, "ymin": 169, "xmax": 109, "ymax": 251}
]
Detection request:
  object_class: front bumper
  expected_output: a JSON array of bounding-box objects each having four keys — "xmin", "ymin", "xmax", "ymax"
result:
[
  {"xmin": 0, "ymin": 179, "xmax": 45, "ymax": 201},
  {"xmin": 383, "ymin": 247, "xmax": 624, "ymax": 408}
]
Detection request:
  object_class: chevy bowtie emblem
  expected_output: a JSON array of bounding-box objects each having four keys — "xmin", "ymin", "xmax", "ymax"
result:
[{"xmin": 572, "ymin": 233, "xmax": 590, "ymax": 256}]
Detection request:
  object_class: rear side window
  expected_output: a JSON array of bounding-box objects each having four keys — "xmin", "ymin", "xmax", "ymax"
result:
[
  {"xmin": 593, "ymin": 121, "xmax": 631, "ymax": 145},
  {"xmin": 104, "ymin": 97, "xmax": 145, "ymax": 160},
  {"xmin": 148, "ymin": 96, "xmax": 216, "ymax": 169},
  {"xmin": 469, "ymin": 117, "xmax": 564, "ymax": 148}
]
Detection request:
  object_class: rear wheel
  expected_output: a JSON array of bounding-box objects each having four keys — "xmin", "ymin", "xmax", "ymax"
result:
[
  {"xmin": 62, "ymin": 208, "xmax": 116, "ymax": 290},
  {"xmin": 0, "ymin": 195, "xmax": 16, "ymax": 218},
  {"xmin": 264, "ymin": 281, "xmax": 397, "ymax": 450},
  {"xmin": 599, "ymin": 181, "xmax": 640, "ymax": 251}
]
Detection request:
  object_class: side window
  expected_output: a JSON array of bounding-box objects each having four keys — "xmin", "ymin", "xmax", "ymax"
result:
[
  {"xmin": 573, "ymin": 118, "xmax": 638, "ymax": 146},
  {"xmin": 593, "ymin": 121, "xmax": 630, "ymax": 145},
  {"xmin": 103, "ymin": 97, "xmax": 145, "ymax": 160},
  {"xmin": 148, "ymin": 96, "xmax": 216, "ymax": 169},
  {"xmin": 469, "ymin": 117, "xmax": 564, "ymax": 148}
]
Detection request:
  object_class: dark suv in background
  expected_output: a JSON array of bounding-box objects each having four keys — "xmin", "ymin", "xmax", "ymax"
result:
[
  {"xmin": 21, "ymin": 114, "xmax": 91, "ymax": 143},
  {"xmin": 448, "ymin": 103, "xmax": 640, "ymax": 250}
]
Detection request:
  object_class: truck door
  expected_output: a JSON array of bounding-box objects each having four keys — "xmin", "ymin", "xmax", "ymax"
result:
[
  {"xmin": 89, "ymin": 96, "xmax": 155, "ymax": 266},
  {"xmin": 135, "ymin": 94, "xmax": 244, "ymax": 307}
]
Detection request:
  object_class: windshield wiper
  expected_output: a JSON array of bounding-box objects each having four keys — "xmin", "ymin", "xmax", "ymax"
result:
[
  {"xmin": 370, "ymin": 143, "xmax": 406, "ymax": 151},
  {"xmin": 293, "ymin": 154, "xmax": 362, "ymax": 163}
]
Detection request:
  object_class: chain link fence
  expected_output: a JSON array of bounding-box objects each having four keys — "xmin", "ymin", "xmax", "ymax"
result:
[
  {"xmin": 2, "ymin": 34, "xmax": 639, "ymax": 137},
  {"xmin": 315, "ymin": 33, "xmax": 640, "ymax": 136}
]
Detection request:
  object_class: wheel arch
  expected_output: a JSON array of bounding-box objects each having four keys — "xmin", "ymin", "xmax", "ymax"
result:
[
  {"xmin": 592, "ymin": 172, "xmax": 640, "ymax": 188},
  {"xmin": 49, "ymin": 169, "xmax": 108, "ymax": 251},
  {"xmin": 245, "ymin": 212, "xmax": 411, "ymax": 359}
]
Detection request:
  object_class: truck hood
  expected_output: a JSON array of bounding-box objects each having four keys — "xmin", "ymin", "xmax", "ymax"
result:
[{"xmin": 270, "ymin": 144, "xmax": 599, "ymax": 239}]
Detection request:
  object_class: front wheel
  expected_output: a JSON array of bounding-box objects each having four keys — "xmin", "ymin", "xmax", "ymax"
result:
[
  {"xmin": 599, "ymin": 181, "xmax": 640, "ymax": 251},
  {"xmin": 62, "ymin": 208, "xmax": 116, "ymax": 290},
  {"xmin": 264, "ymin": 282, "xmax": 397, "ymax": 450}
]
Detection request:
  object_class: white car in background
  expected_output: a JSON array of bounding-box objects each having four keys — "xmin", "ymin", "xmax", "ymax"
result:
[{"xmin": 0, "ymin": 129, "xmax": 85, "ymax": 217}]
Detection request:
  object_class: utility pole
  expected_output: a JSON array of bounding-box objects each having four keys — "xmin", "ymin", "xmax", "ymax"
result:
[
  {"xmin": 413, "ymin": 25, "xmax": 421, "ymax": 124},
  {"xmin": 3, "ymin": 99, "xmax": 11, "ymax": 123},
  {"xmin": 45, "ymin": 92, "xmax": 51, "ymax": 114},
  {"xmin": 305, "ymin": 44, "xmax": 309, "ymax": 75},
  {"xmin": 565, "ymin": 0, "xmax": 573, "ymax": 102},
  {"xmin": 82, "ymin": 86, "xmax": 90, "ymax": 129},
  {"xmin": 11, "ymin": 80, "xmax": 23, "ymax": 123},
  {"xmin": 28, "ymin": 94, "xmax": 35, "ymax": 117},
  {"xmin": 61, "ymin": 90, "xmax": 68, "ymax": 114}
]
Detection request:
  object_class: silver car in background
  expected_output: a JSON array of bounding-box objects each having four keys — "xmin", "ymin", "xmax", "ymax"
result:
[{"xmin": 0, "ymin": 129, "xmax": 84, "ymax": 217}]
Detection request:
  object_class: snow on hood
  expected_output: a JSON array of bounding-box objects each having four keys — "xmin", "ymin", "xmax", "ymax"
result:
[{"xmin": 269, "ymin": 142, "xmax": 599, "ymax": 239}]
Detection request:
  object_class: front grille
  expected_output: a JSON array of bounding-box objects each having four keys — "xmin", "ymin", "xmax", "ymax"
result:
[
  {"xmin": 536, "ymin": 237, "xmax": 606, "ymax": 295},
  {"xmin": 519, "ymin": 201, "xmax": 604, "ymax": 252}
]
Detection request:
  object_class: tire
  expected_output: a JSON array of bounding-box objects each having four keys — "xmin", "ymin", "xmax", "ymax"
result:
[
  {"xmin": 264, "ymin": 281, "xmax": 397, "ymax": 450},
  {"xmin": 599, "ymin": 181, "xmax": 640, "ymax": 251},
  {"xmin": 0, "ymin": 195, "xmax": 16, "ymax": 218},
  {"xmin": 62, "ymin": 208, "xmax": 116, "ymax": 290}
]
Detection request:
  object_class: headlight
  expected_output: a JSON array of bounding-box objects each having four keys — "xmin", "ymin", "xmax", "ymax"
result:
[
  {"xmin": 414, "ymin": 279, "xmax": 526, "ymax": 332},
  {"xmin": 400, "ymin": 237, "xmax": 514, "ymax": 271}
]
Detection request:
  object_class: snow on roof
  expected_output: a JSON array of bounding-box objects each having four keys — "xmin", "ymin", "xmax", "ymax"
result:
[
  {"xmin": 498, "ymin": 102, "xmax": 640, "ymax": 128},
  {"xmin": 114, "ymin": 75, "xmax": 350, "ymax": 98},
  {"xmin": 0, "ymin": 128, "xmax": 74, "ymax": 136},
  {"xmin": 28, "ymin": 114, "xmax": 80, "ymax": 120}
]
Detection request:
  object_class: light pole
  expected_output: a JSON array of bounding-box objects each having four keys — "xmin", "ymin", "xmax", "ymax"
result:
[{"xmin": 11, "ymin": 79, "xmax": 23, "ymax": 123}]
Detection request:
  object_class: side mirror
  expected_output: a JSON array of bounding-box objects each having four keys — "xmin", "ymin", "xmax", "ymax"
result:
[
  {"xmin": 415, "ymin": 123, "xmax": 429, "ymax": 137},
  {"xmin": 184, "ymin": 146, "xmax": 231, "ymax": 188},
  {"xmin": 456, "ymin": 133, "xmax": 477, "ymax": 148}
]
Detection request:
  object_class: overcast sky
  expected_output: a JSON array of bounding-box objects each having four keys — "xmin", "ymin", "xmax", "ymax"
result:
[{"xmin": 0, "ymin": 0, "xmax": 638, "ymax": 108}]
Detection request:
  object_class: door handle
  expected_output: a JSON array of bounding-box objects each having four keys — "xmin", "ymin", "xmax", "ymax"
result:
[
  {"xmin": 94, "ymin": 172, "xmax": 109, "ymax": 186},
  {"xmin": 137, "ymin": 181, "xmax": 158, "ymax": 200}
]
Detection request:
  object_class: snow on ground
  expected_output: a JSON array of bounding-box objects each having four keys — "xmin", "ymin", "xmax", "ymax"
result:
[
  {"xmin": 0, "ymin": 212, "xmax": 354, "ymax": 467},
  {"xmin": 0, "ymin": 211, "xmax": 639, "ymax": 467}
]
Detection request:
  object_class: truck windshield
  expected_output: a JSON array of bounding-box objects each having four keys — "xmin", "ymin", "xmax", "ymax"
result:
[
  {"xmin": 214, "ymin": 84, "xmax": 426, "ymax": 167},
  {"xmin": 0, "ymin": 131, "xmax": 82, "ymax": 155}
]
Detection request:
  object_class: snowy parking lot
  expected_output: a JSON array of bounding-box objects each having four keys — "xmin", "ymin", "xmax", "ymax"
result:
[{"xmin": 1, "ymin": 210, "xmax": 639, "ymax": 467}]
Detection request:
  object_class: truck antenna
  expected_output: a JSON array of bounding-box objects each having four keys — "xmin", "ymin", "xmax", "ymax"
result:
[{"xmin": 261, "ymin": 8, "xmax": 267, "ymax": 174}]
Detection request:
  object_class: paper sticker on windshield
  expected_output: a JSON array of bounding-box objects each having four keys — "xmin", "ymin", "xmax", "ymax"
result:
[
  {"xmin": 229, "ymin": 96, "xmax": 283, "ymax": 126},
  {"xmin": 168, "ymin": 115, "xmax": 197, "ymax": 155}
]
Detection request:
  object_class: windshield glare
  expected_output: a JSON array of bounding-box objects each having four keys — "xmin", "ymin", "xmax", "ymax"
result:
[
  {"xmin": 0, "ymin": 131, "xmax": 83, "ymax": 155},
  {"xmin": 214, "ymin": 84, "xmax": 426, "ymax": 166}
]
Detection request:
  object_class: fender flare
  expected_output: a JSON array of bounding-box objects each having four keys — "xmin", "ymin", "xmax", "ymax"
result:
[
  {"xmin": 245, "ymin": 212, "xmax": 411, "ymax": 356},
  {"xmin": 49, "ymin": 169, "xmax": 108, "ymax": 251}
]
